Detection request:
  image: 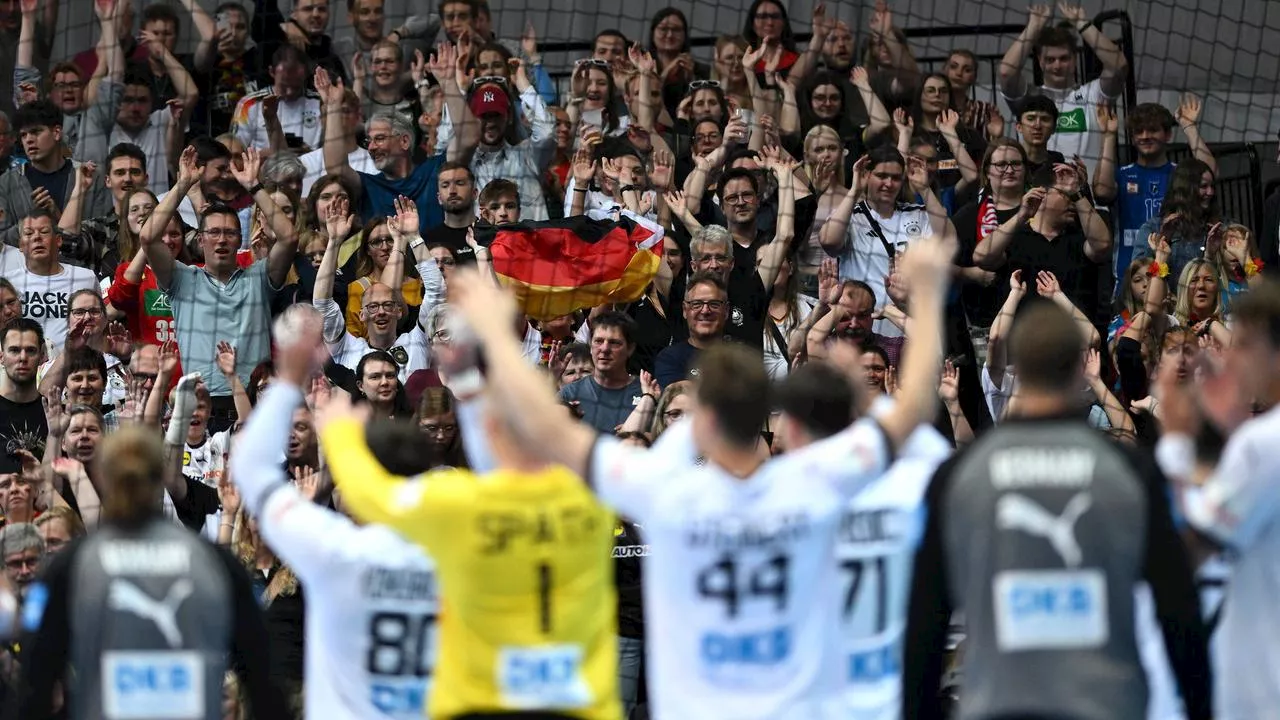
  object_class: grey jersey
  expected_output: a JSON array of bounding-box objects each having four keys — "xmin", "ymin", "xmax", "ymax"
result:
[
  {"xmin": 901, "ymin": 417, "xmax": 1212, "ymax": 720},
  {"xmin": 16, "ymin": 519, "xmax": 288, "ymax": 720}
]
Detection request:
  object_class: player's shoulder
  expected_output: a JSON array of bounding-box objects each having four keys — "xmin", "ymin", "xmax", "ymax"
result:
[{"xmin": 351, "ymin": 524, "xmax": 437, "ymax": 568}]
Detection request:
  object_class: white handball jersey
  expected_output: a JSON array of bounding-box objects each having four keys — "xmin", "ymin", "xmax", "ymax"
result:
[
  {"xmin": 837, "ymin": 200, "xmax": 933, "ymax": 338},
  {"xmin": 834, "ymin": 419, "xmax": 951, "ymax": 719},
  {"xmin": 230, "ymin": 384, "xmax": 439, "ymax": 719},
  {"xmin": 591, "ymin": 418, "xmax": 893, "ymax": 720}
]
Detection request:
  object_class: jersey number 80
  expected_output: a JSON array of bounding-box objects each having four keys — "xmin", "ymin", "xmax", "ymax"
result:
[{"xmin": 367, "ymin": 611, "xmax": 436, "ymax": 677}]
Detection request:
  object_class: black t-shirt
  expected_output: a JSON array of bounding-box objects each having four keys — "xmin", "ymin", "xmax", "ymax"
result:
[
  {"xmin": 1004, "ymin": 223, "xmax": 1104, "ymax": 321},
  {"xmin": 25, "ymin": 161, "xmax": 73, "ymax": 212},
  {"xmin": 1025, "ymin": 150, "xmax": 1067, "ymax": 188},
  {"xmin": 173, "ymin": 476, "xmax": 220, "ymax": 533},
  {"xmin": 725, "ymin": 266, "xmax": 768, "ymax": 348},
  {"xmin": 625, "ymin": 290, "xmax": 675, "ymax": 376},
  {"xmin": 918, "ymin": 127, "xmax": 987, "ymax": 191},
  {"xmin": 0, "ymin": 394, "xmax": 48, "ymax": 459},
  {"xmin": 422, "ymin": 223, "xmax": 477, "ymax": 266},
  {"xmin": 954, "ymin": 200, "xmax": 1019, "ymax": 328}
]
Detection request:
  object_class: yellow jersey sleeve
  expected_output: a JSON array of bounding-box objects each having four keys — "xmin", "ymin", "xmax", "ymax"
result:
[{"xmin": 321, "ymin": 417, "xmax": 475, "ymax": 549}]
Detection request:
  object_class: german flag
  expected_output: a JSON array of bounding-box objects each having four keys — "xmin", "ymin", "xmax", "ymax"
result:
[{"xmin": 475, "ymin": 211, "xmax": 664, "ymax": 321}]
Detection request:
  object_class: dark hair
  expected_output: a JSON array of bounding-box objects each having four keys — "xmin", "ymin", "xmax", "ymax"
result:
[
  {"xmin": 67, "ymin": 288, "xmax": 105, "ymax": 318},
  {"xmin": 595, "ymin": 29, "xmax": 629, "ymax": 47},
  {"xmin": 271, "ymin": 44, "xmax": 308, "ymax": 68},
  {"xmin": 742, "ymin": 0, "xmax": 796, "ymax": 52},
  {"xmin": 717, "ymin": 167, "xmax": 760, "ymax": 202},
  {"xmin": 858, "ymin": 341, "xmax": 890, "ymax": 368},
  {"xmin": 213, "ymin": 2, "xmax": 248, "ymax": 21},
  {"xmin": 200, "ymin": 201, "xmax": 241, "ymax": 231},
  {"xmin": 686, "ymin": 82, "xmax": 729, "ymax": 122},
  {"xmin": 106, "ymin": 143, "xmax": 147, "ymax": 172},
  {"xmin": 23, "ymin": 206, "xmax": 58, "ymax": 226},
  {"xmin": 1127, "ymin": 102, "xmax": 1175, "ymax": 135},
  {"xmin": 122, "ymin": 71, "xmax": 153, "ymax": 91},
  {"xmin": 591, "ymin": 311, "xmax": 638, "ymax": 347},
  {"xmin": 304, "ymin": 173, "xmax": 359, "ymax": 231},
  {"xmin": 142, "ymin": 3, "xmax": 181, "ymax": 34},
  {"xmin": 948, "ymin": 48, "xmax": 978, "ymax": 65},
  {"xmin": 1160, "ymin": 158, "xmax": 1219, "ymax": 234},
  {"xmin": 695, "ymin": 343, "xmax": 770, "ymax": 448},
  {"xmin": 248, "ymin": 360, "xmax": 275, "ymax": 406},
  {"xmin": 479, "ymin": 178, "xmax": 520, "ymax": 207},
  {"xmin": 13, "ymin": 100, "xmax": 62, "ymax": 134},
  {"xmin": 357, "ymin": 350, "xmax": 400, "ymax": 381},
  {"xmin": 1, "ymin": 318, "xmax": 43, "ymax": 350},
  {"xmin": 437, "ymin": 160, "xmax": 475, "ymax": 183},
  {"xmin": 910, "ymin": 73, "xmax": 953, "ymax": 127},
  {"xmin": 979, "ymin": 138, "xmax": 1029, "ymax": 191},
  {"xmin": 865, "ymin": 144, "xmax": 907, "ymax": 173},
  {"xmin": 65, "ymin": 346, "xmax": 108, "ymax": 382},
  {"xmin": 366, "ymin": 418, "xmax": 436, "ymax": 476},
  {"xmin": 1008, "ymin": 302, "xmax": 1084, "ymax": 393},
  {"xmin": 191, "ymin": 136, "xmax": 232, "ymax": 166},
  {"xmin": 1015, "ymin": 94, "xmax": 1060, "ymax": 123},
  {"xmin": 556, "ymin": 342, "xmax": 591, "ymax": 368},
  {"xmin": 437, "ymin": 0, "xmax": 475, "ymax": 13},
  {"xmin": 649, "ymin": 7, "xmax": 690, "ymax": 53},
  {"xmin": 686, "ymin": 270, "xmax": 728, "ymax": 297},
  {"xmin": 1232, "ymin": 279, "xmax": 1280, "ymax": 348},
  {"xmin": 1034, "ymin": 25, "xmax": 1080, "ymax": 57},
  {"xmin": 776, "ymin": 361, "xmax": 854, "ymax": 439}
]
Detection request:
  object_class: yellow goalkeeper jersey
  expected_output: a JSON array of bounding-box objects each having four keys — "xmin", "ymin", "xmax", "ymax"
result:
[{"xmin": 322, "ymin": 419, "xmax": 621, "ymax": 720}]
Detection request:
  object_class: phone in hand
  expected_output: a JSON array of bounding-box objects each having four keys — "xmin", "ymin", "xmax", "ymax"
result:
[{"xmin": 216, "ymin": 12, "xmax": 231, "ymax": 33}]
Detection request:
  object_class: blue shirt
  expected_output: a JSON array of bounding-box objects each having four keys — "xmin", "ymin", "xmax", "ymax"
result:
[
  {"xmin": 359, "ymin": 154, "xmax": 444, "ymax": 232},
  {"xmin": 1115, "ymin": 162, "xmax": 1174, "ymax": 274}
]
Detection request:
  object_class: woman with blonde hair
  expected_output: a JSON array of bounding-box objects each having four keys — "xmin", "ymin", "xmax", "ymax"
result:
[
  {"xmin": 711, "ymin": 35, "xmax": 753, "ymax": 110},
  {"xmin": 33, "ymin": 505, "xmax": 85, "ymax": 555},
  {"xmin": 796, "ymin": 124, "xmax": 846, "ymax": 292},
  {"xmin": 1207, "ymin": 223, "xmax": 1267, "ymax": 305}
]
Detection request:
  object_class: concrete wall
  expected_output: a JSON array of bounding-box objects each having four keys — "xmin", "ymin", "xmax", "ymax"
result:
[{"xmin": 49, "ymin": 0, "xmax": 1280, "ymax": 141}]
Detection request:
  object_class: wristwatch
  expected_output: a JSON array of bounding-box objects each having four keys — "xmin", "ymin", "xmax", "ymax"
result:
[
  {"xmin": 409, "ymin": 236, "xmax": 426, "ymax": 251},
  {"xmin": 1067, "ymin": 191, "xmax": 1082, "ymax": 203}
]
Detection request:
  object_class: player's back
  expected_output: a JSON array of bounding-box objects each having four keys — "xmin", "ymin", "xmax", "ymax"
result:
[
  {"xmin": 637, "ymin": 458, "xmax": 852, "ymax": 720},
  {"xmin": 835, "ymin": 425, "xmax": 951, "ymax": 719},
  {"xmin": 423, "ymin": 466, "xmax": 620, "ymax": 720}
]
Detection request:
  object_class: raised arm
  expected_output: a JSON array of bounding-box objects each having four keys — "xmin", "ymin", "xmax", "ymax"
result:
[
  {"xmin": 1176, "ymin": 93, "xmax": 1217, "ymax": 176},
  {"xmin": 57, "ymin": 163, "xmax": 98, "ymax": 234},
  {"xmin": 787, "ymin": 4, "xmax": 833, "ymax": 84},
  {"xmin": 868, "ymin": 1, "xmax": 918, "ymax": 76},
  {"xmin": 937, "ymin": 110, "xmax": 979, "ymax": 192},
  {"xmin": 1035, "ymin": 270, "xmax": 1100, "ymax": 348},
  {"xmin": 999, "ymin": 4, "xmax": 1051, "ymax": 99},
  {"xmin": 316, "ymin": 67, "xmax": 362, "ymax": 192},
  {"xmin": 820, "ymin": 160, "xmax": 864, "ymax": 255},
  {"xmin": 1053, "ymin": 163, "xmax": 1112, "ymax": 263},
  {"xmin": 231, "ymin": 148, "xmax": 297, "ymax": 287},
  {"xmin": 178, "ymin": 0, "xmax": 217, "ymax": 70},
  {"xmin": 986, "ymin": 270, "xmax": 1026, "ymax": 387},
  {"xmin": 141, "ymin": 147, "xmax": 201, "ymax": 290},
  {"xmin": 682, "ymin": 143, "xmax": 728, "ymax": 217},
  {"xmin": 162, "ymin": 373, "xmax": 204, "ymax": 503},
  {"xmin": 311, "ymin": 195, "xmax": 353, "ymax": 304},
  {"xmin": 975, "ymin": 187, "xmax": 1043, "ymax": 269},
  {"xmin": 756, "ymin": 148, "xmax": 796, "ymax": 289},
  {"xmin": 1058, "ymin": 2, "xmax": 1128, "ymax": 98},
  {"xmin": 1092, "ymin": 104, "xmax": 1119, "ymax": 204},
  {"xmin": 851, "ymin": 67, "xmax": 891, "ymax": 139},
  {"xmin": 907, "ymin": 156, "xmax": 955, "ymax": 242}
]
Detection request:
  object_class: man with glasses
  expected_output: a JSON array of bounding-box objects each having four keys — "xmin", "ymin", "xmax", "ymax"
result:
[
  {"xmin": 37, "ymin": 290, "xmax": 132, "ymax": 412},
  {"xmin": 313, "ymin": 198, "xmax": 446, "ymax": 382},
  {"xmin": 142, "ymin": 146, "xmax": 299, "ymax": 431},
  {"xmin": 0, "ymin": 210, "xmax": 97, "ymax": 354},
  {"xmin": 0, "ymin": 523, "xmax": 42, "ymax": 598},
  {"xmin": 654, "ymin": 272, "xmax": 730, "ymax": 387}
]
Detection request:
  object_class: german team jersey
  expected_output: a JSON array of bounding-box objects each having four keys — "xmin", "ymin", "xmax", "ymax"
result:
[{"xmin": 323, "ymin": 419, "xmax": 622, "ymax": 720}]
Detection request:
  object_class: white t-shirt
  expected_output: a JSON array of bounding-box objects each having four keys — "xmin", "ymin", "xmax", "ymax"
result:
[
  {"xmin": 181, "ymin": 430, "xmax": 231, "ymax": 541},
  {"xmin": 231, "ymin": 384, "xmax": 439, "ymax": 719},
  {"xmin": 110, "ymin": 108, "xmax": 174, "ymax": 196},
  {"xmin": 301, "ymin": 146, "xmax": 377, "ymax": 196},
  {"xmin": 834, "ymin": 404, "xmax": 951, "ymax": 718},
  {"xmin": 1004, "ymin": 79, "xmax": 1113, "ymax": 170},
  {"xmin": 231, "ymin": 89, "xmax": 323, "ymax": 151},
  {"xmin": 763, "ymin": 297, "xmax": 816, "ymax": 381},
  {"xmin": 836, "ymin": 201, "xmax": 933, "ymax": 338},
  {"xmin": 0, "ymin": 257, "xmax": 99, "ymax": 351},
  {"xmin": 591, "ymin": 419, "xmax": 893, "ymax": 719}
]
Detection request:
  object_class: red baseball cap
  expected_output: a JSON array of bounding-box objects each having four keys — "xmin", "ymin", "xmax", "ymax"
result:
[{"xmin": 469, "ymin": 83, "xmax": 510, "ymax": 118}]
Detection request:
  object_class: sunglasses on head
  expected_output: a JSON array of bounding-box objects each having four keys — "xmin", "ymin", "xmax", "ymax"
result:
[
  {"xmin": 689, "ymin": 79, "xmax": 722, "ymax": 91},
  {"xmin": 472, "ymin": 75, "xmax": 508, "ymax": 88},
  {"xmin": 577, "ymin": 58, "xmax": 612, "ymax": 68}
]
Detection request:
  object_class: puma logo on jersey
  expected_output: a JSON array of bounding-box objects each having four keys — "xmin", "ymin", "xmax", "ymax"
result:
[
  {"xmin": 996, "ymin": 492, "xmax": 1092, "ymax": 567},
  {"xmin": 108, "ymin": 579, "xmax": 195, "ymax": 648}
]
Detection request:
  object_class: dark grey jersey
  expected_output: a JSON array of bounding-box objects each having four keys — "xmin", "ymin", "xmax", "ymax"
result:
[
  {"xmin": 901, "ymin": 416, "xmax": 1212, "ymax": 720},
  {"xmin": 12, "ymin": 519, "xmax": 289, "ymax": 720}
]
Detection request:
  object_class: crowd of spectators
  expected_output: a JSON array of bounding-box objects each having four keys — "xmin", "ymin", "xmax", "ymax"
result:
[{"xmin": 0, "ymin": 0, "xmax": 1276, "ymax": 716}]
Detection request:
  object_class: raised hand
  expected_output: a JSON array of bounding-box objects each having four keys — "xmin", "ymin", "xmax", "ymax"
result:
[
  {"xmin": 388, "ymin": 195, "xmax": 420, "ymax": 240},
  {"xmin": 986, "ymin": 106, "xmax": 1006, "ymax": 138},
  {"xmin": 938, "ymin": 359, "xmax": 960, "ymax": 402},
  {"xmin": 1052, "ymin": 163, "xmax": 1080, "ymax": 194},
  {"xmin": 937, "ymin": 108, "xmax": 960, "ymax": 137},
  {"xmin": 1029, "ymin": 3, "xmax": 1053, "ymax": 27},
  {"xmin": 1177, "ymin": 92, "xmax": 1203, "ymax": 128},
  {"xmin": 892, "ymin": 107, "xmax": 913, "ymax": 137},
  {"xmin": 521, "ymin": 20, "xmax": 539, "ymax": 60},
  {"xmin": 628, "ymin": 45, "xmax": 655, "ymax": 74},
  {"xmin": 292, "ymin": 465, "xmax": 322, "ymax": 502},
  {"xmin": 1147, "ymin": 231, "xmax": 1171, "ymax": 261},
  {"xmin": 571, "ymin": 146, "xmax": 597, "ymax": 184},
  {"xmin": 411, "ymin": 49, "xmax": 427, "ymax": 84},
  {"xmin": 215, "ymin": 340, "xmax": 237, "ymax": 377},
  {"xmin": 314, "ymin": 66, "xmax": 344, "ymax": 107},
  {"xmin": 742, "ymin": 43, "xmax": 767, "ymax": 71},
  {"xmin": 639, "ymin": 369, "xmax": 661, "ymax": 398},
  {"xmin": 1083, "ymin": 348, "xmax": 1101, "ymax": 383},
  {"xmin": 260, "ymin": 95, "xmax": 279, "ymax": 124},
  {"xmin": 352, "ymin": 51, "xmax": 367, "ymax": 83},
  {"xmin": 1020, "ymin": 187, "xmax": 1047, "ymax": 217},
  {"xmin": 139, "ymin": 28, "xmax": 167, "ymax": 56},
  {"xmin": 906, "ymin": 154, "xmax": 930, "ymax": 194},
  {"xmin": 649, "ymin": 150, "xmax": 674, "ymax": 191},
  {"xmin": 217, "ymin": 475, "xmax": 241, "ymax": 516},
  {"xmin": 105, "ymin": 321, "xmax": 132, "ymax": 359},
  {"xmin": 818, "ymin": 257, "xmax": 840, "ymax": 304},
  {"xmin": 600, "ymin": 157, "xmax": 622, "ymax": 181},
  {"xmin": 868, "ymin": 0, "xmax": 893, "ymax": 36},
  {"xmin": 43, "ymin": 390, "xmax": 67, "ymax": 438},
  {"xmin": 158, "ymin": 339, "xmax": 180, "ymax": 378},
  {"xmin": 324, "ymin": 194, "xmax": 354, "ymax": 241},
  {"xmin": 1010, "ymin": 268, "xmax": 1026, "ymax": 294},
  {"xmin": 427, "ymin": 42, "xmax": 457, "ymax": 85},
  {"xmin": 1096, "ymin": 103, "xmax": 1119, "ymax": 134},
  {"xmin": 232, "ymin": 148, "xmax": 263, "ymax": 190},
  {"xmin": 1035, "ymin": 270, "xmax": 1062, "ymax": 298},
  {"xmin": 850, "ymin": 66, "xmax": 871, "ymax": 91},
  {"xmin": 1056, "ymin": 2, "xmax": 1086, "ymax": 24},
  {"xmin": 77, "ymin": 161, "xmax": 98, "ymax": 193}
]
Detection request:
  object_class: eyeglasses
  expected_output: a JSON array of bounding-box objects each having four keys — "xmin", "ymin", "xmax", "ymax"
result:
[
  {"xmin": 420, "ymin": 423, "xmax": 458, "ymax": 436},
  {"xmin": 431, "ymin": 329, "xmax": 452, "ymax": 343},
  {"xmin": 694, "ymin": 133, "xmax": 722, "ymax": 144},
  {"xmin": 754, "ymin": 11, "xmax": 783, "ymax": 20},
  {"xmin": 990, "ymin": 160, "xmax": 1024, "ymax": 172},
  {"xmin": 724, "ymin": 192, "xmax": 757, "ymax": 205},
  {"xmin": 684, "ymin": 299, "xmax": 727, "ymax": 311},
  {"xmin": 52, "ymin": 81, "xmax": 83, "ymax": 91},
  {"xmin": 70, "ymin": 307, "xmax": 104, "ymax": 318},
  {"xmin": 371, "ymin": 57, "xmax": 398, "ymax": 66},
  {"xmin": 367, "ymin": 237, "xmax": 394, "ymax": 248},
  {"xmin": 689, "ymin": 79, "xmax": 722, "ymax": 91},
  {"xmin": 202, "ymin": 229, "xmax": 240, "ymax": 240},
  {"xmin": 132, "ymin": 372, "xmax": 158, "ymax": 383},
  {"xmin": 655, "ymin": 24, "xmax": 684, "ymax": 36},
  {"xmin": 921, "ymin": 86, "xmax": 947, "ymax": 96},
  {"xmin": 577, "ymin": 58, "xmax": 612, "ymax": 68},
  {"xmin": 364, "ymin": 301, "xmax": 399, "ymax": 313},
  {"xmin": 4, "ymin": 555, "xmax": 38, "ymax": 571},
  {"xmin": 695, "ymin": 254, "xmax": 732, "ymax": 265}
]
